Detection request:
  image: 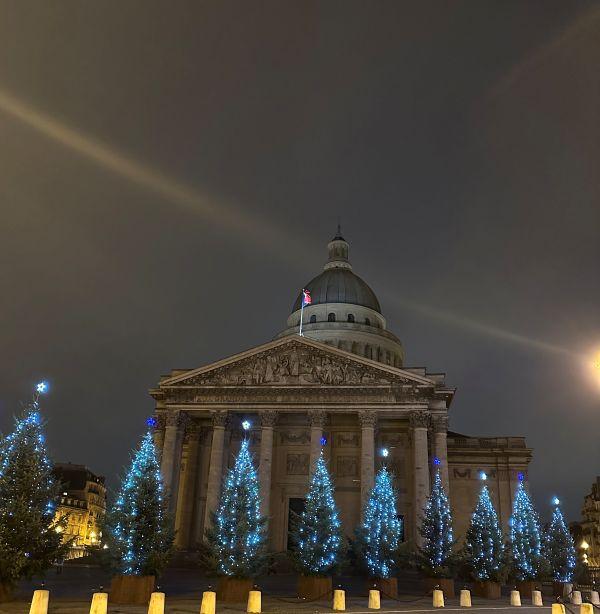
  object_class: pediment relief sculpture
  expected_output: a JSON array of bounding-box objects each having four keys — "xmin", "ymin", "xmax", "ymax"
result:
[{"xmin": 169, "ymin": 343, "xmax": 415, "ymax": 388}]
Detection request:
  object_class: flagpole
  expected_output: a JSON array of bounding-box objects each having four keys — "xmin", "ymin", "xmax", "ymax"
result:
[{"xmin": 299, "ymin": 291, "xmax": 304, "ymax": 336}]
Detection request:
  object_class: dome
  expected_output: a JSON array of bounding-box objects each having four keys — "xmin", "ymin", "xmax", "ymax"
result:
[{"xmin": 291, "ymin": 268, "xmax": 381, "ymax": 313}]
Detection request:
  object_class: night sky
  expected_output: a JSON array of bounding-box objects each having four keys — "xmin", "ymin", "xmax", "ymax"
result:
[{"xmin": 1, "ymin": 1, "xmax": 599, "ymax": 521}]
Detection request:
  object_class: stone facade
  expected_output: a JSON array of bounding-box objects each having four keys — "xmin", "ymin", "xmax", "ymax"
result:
[
  {"xmin": 149, "ymin": 231, "xmax": 533, "ymax": 553},
  {"xmin": 578, "ymin": 476, "xmax": 600, "ymax": 567}
]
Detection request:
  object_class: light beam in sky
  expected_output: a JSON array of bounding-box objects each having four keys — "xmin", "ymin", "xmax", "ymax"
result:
[
  {"xmin": 0, "ymin": 90, "xmax": 589, "ymax": 366},
  {"xmin": 0, "ymin": 89, "xmax": 309, "ymax": 259}
]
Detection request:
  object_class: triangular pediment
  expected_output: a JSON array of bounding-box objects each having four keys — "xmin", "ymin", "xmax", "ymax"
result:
[{"xmin": 158, "ymin": 335, "xmax": 435, "ymax": 389}]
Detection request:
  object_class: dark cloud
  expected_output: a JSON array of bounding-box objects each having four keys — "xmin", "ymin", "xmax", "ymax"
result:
[{"xmin": 0, "ymin": 1, "xmax": 598, "ymax": 520}]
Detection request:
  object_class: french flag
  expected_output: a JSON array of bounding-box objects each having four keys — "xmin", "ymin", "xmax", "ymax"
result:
[{"xmin": 302, "ymin": 289, "xmax": 312, "ymax": 306}]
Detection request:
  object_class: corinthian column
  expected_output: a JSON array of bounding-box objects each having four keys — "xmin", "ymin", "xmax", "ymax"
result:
[
  {"xmin": 410, "ymin": 410, "xmax": 430, "ymax": 545},
  {"xmin": 161, "ymin": 411, "xmax": 186, "ymax": 512},
  {"xmin": 433, "ymin": 415, "xmax": 450, "ymax": 495},
  {"xmin": 175, "ymin": 421, "xmax": 202, "ymax": 548},
  {"xmin": 309, "ymin": 410, "xmax": 327, "ymax": 470},
  {"xmin": 203, "ymin": 411, "xmax": 228, "ymax": 531},
  {"xmin": 359, "ymin": 411, "xmax": 377, "ymax": 516},
  {"xmin": 259, "ymin": 411, "xmax": 277, "ymax": 519}
]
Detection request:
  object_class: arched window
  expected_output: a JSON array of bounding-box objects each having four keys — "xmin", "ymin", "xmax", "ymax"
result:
[
  {"xmin": 328, "ymin": 312, "xmax": 336, "ymax": 322},
  {"xmin": 309, "ymin": 315, "xmax": 316, "ymax": 323},
  {"xmin": 365, "ymin": 317, "xmax": 371, "ymax": 326},
  {"xmin": 347, "ymin": 314, "xmax": 355, "ymax": 323}
]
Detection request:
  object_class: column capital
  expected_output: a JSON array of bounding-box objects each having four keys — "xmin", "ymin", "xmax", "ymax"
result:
[
  {"xmin": 152, "ymin": 413, "xmax": 166, "ymax": 430},
  {"xmin": 184, "ymin": 420, "xmax": 202, "ymax": 441},
  {"xmin": 358, "ymin": 410, "xmax": 377, "ymax": 428},
  {"xmin": 432, "ymin": 415, "xmax": 449, "ymax": 433},
  {"xmin": 211, "ymin": 410, "xmax": 228, "ymax": 428},
  {"xmin": 165, "ymin": 411, "xmax": 188, "ymax": 429},
  {"xmin": 260, "ymin": 410, "xmax": 278, "ymax": 428},
  {"xmin": 309, "ymin": 410, "xmax": 328, "ymax": 428},
  {"xmin": 409, "ymin": 410, "xmax": 430, "ymax": 429}
]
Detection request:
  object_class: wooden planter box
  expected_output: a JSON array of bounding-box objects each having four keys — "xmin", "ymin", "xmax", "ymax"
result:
[
  {"xmin": 110, "ymin": 574, "xmax": 155, "ymax": 604},
  {"xmin": 297, "ymin": 575, "xmax": 332, "ymax": 600},
  {"xmin": 424, "ymin": 576, "xmax": 455, "ymax": 598},
  {"xmin": 217, "ymin": 577, "xmax": 253, "ymax": 603},
  {"xmin": 516, "ymin": 580, "xmax": 538, "ymax": 599},
  {"xmin": 367, "ymin": 577, "xmax": 398, "ymax": 598},
  {"xmin": 0, "ymin": 582, "xmax": 13, "ymax": 603},
  {"xmin": 473, "ymin": 580, "xmax": 501, "ymax": 599}
]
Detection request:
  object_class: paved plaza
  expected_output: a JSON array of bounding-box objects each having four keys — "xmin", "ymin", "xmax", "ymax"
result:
[{"xmin": 0, "ymin": 566, "xmax": 575, "ymax": 614}]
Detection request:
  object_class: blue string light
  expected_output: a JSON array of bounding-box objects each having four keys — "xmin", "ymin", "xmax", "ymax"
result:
[
  {"xmin": 212, "ymin": 438, "xmax": 266, "ymax": 577},
  {"xmin": 358, "ymin": 466, "xmax": 402, "ymax": 578},
  {"xmin": 510, "ymin": 479, "xmax": 542, "ymax": 581},
  {"xmin": 465, "ymin": 483, "xmax": 504, "ymax": 580},
  {"xmin": 545, "ymin": 497, "xmax": 576, "ymax": 583},
  {"xmin": 293, "ymin": 450, "xmax": 341, "ymax": 575}
]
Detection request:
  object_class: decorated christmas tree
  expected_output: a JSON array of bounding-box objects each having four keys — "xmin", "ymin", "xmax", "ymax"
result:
[
  {"xmin": 544, "ymin": 497, "xmax": 576, "ymax": 583},
  {"xmin": 291, "ymin": 450, "xmax": 342, "ymax": 576},
  {"xmin": 354, "ymin": 465, "xmax": 403, "ymax": 579},
  {"xmin": 464, "ymin": 474, "xmax": 505, "ymax": 581},
  {"xmin": 0, "ymin": 383, "xmax": 67, "ymax": 591},
  {"xmin": 204, "ymin": 434, "xmax": 268, "ymax": 577},
  {"xmin": 104, "ymin": 423, "xmax": 174, "ymax": 577},
  {"xmin": 510, "ymin": 474, "xmax": 542, "ymax": 581},
  {"xmin": 416, "ymin": 459, "xmax": 454, "ymax": 577}
]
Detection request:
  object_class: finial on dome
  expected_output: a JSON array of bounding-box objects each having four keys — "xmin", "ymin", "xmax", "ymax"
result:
[{"xmin": 325, "ymin": 225, "xmax": 351, "ymax": 270}]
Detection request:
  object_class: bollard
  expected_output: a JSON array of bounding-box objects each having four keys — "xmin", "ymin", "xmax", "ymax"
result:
[
  {"xmin": 148, "ymin": 592, "xmax": 165, "ymax": 614},
  {"xmin": 29, "ymin": 590, "xmax": 50, "ymax": 614},
  {"xmin": 590, "ymin": 591, "xmax": 600, "ymax": 606},
  {"xmin": 89, "ymin": 592, "xmax": 108, "ymax": 614},
  {"xmin": 532, "ymin": 590, "xmax": 543, "ymax": 606},
  {"xmin": 333, "ymin": 588, "xmax": 345, "ymax": 611},
  {"xmin": 368, "ymin": 589, "xmax": 380, "ymax": 610},
  {"xmin": 510, "ymin": 590, "xmax": 521, "ymax": 607},
  {"xmin": 433, "ymin": 588, "xmax": 445, "ymax": 608},
  {"xmin": 552, "ymin": 603, "xmax": 566, "ymax": 614},
  {"xmin": 580, "ymin": 604, "xmax": 593, "ymax": 614},
  {"xmin": 247, "ymin": 589, "xmax": 261, "ymax": 614},
  {"xmin": 571, "ymin": 591, "xmax": 582, "ymax": 605},
  {"xmin": 200, "ymin": 590, "xmax": 216, "ymax": 614},
  {"xmin": 460, "ymin": 589, "xmax": 471, "ymax": 607}
]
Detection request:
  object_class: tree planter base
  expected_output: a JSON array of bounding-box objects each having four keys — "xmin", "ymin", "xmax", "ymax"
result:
[
  {"xmin": 217, "ymin": 577, "xmax": 253, "ymax": 603},
  {"xmin": 0, "ymin": 582, "xmax": 14, "ymax": 603},
  {"xmin": 424, "ymin": 577, "xmax": 455, "ymax": 598},
  {"xmin": 516, "ymin": 581, "xmax": 538, "ymax": 599},
  {"xmin": 367, "ymin": 577, "xmax": 398, "ymax": 598},
  {"xmin": 473, "ymin": 581, "xmax": 501, "ymax": 599},
  {"xmin": 110, "ymin": 575, "xmax": 155, "ymax": 604},
  {"xmin": 297, "ymin": 575, "xmax": 332, "ymax": 600}
]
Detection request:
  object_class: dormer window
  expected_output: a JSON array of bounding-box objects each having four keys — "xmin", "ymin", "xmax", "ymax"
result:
[
  {"xmin": 328, "ymin": 313, "xmax": 336, "ymax": 322},
  {"xmin": 309, "ymin": 315, "xmax": 316, "ymax": 323},
  {"xmin": 365, "ymin": 317, "xmax": 371, "ymax": 326},
  {"xmin": 347, "ymin": 314, "xmax": 355, "ymax": 323}
]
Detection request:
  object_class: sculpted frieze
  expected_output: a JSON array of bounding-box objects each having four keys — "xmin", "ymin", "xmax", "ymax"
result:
[
  {"xmin": 336, "ymin": 455, "xmax": 358, "ymax": 477},
  {"xmin": 169, "ymin": 343, "xmax": 410, "ymax": 388},
  {"xmin": 286, "ymin": 453, "xmax": 309, "ymax": 475},
  {"xmin": 280, "ymin": 430, "xmax": 310, "ymax": 445},
  {"xmin": 336, "ymin": 432, "xmax": 359, "ymax": 447}
]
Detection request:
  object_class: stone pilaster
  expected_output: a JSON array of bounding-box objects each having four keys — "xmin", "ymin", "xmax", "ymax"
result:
[
  {"xmin": 309, "ymin": 410, "xmax": 327, "ymax": 470},
  {"xmin": 433, "ymin": 415, "xmax": 450, "ymax": 495},
  {"xmin": 161, "ymin": 411, "xmax": 186, "ymax": 512},
  {"xmin": 203, "ymin": 411, "xmax": 228, "ymax": 533},
  {"xmin": 151, "ymin": 414, "xmax": 166, "ymax": 461},
  {"xmin": 175, "ymin": 421, "xmax": 202, "ymax": 548},
  {"xmin": 259, "ymin": 411, "xmax": 277, "ymax": 519},
  {"xmin": 191, "ymin": 427, "xmax": 211, "ymax": 545},
  {"xmin": 410, "ymin": 410, "xmax": 431, "ymax": 545},
  {"xmin": 359, "ymin": 411, "xmax": 377, "ymax": 517}
]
